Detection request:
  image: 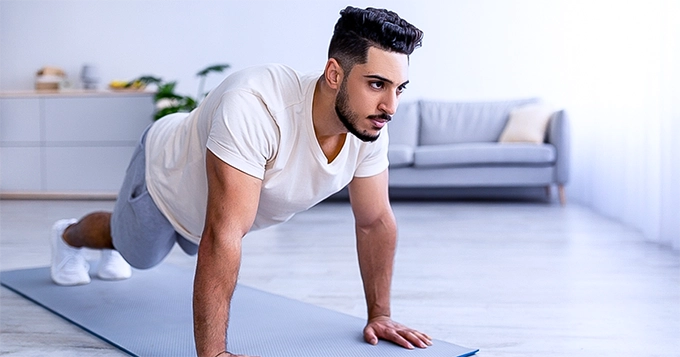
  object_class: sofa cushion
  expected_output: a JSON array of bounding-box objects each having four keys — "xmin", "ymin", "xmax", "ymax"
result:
[
  {"xmin": 418, "ymin": 99, "xmax": 540, "ymax": 145},
  {"xmin": 388, "ymin": 144, "xmax": 415, "ymax": 168},
  {"xmin": 387, "ymin": 101, "xmax": 419, "ymax": 147},
  {"xmin": 413, "ymin": 143, "xmax": 556, "ymax": 168},
  {"xmin": 499, "ymin": 104, "xmax": 554, "ymax": 144}
]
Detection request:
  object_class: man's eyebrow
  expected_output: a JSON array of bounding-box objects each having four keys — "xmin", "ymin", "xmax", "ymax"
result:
[{"xmin": 364, "ymin": 75, "xmax": 409, "ymax": 87}]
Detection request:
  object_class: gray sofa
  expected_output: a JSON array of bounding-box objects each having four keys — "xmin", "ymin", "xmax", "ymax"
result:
[{"xmin": 386, "ymin": 98, "xmax": 570, "ymax": 204}]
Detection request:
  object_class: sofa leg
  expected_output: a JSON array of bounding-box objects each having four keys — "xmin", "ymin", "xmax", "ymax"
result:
[
  {"xmin": 545, "ymin": 186, "xmax": 552, "ymax": 199},
  {"xmin": 558, "ymin": 185, "xmax": 566, "ymax": 206}
]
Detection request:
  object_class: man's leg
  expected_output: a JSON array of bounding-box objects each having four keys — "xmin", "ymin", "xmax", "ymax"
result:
[
  {"xmin": 50, "ymin": 125, "xmax": 154, "ymax": 287},
  {"xmin": 51, "ymin": 211, "xmax": 132, "ymax": 286},
  {"xmin": 62, "ymin": 211, "xmax": 114, "ymax": 249},
  {"xmin": 49, "ymin": 123, "xmax": 191, "ymax": 285},
  {"xmin": 61, "ymin": 211, "xmax": 132, "ymax": 281}
]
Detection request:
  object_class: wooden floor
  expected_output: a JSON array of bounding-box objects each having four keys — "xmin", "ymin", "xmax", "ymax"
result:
[{"xmin": 1, "ymin": 199, "xmax": 678, "ymax": 357}]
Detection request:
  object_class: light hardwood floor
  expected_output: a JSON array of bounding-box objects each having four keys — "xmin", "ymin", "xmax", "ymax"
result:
[{"xmin": 1, "ymin": 199, "xmax": 678, "ymax": 357}]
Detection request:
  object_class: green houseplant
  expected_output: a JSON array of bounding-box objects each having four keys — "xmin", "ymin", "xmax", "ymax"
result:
[{"xmin": 134, "ymin": 64, "xmax": 230, "ymax": 120}]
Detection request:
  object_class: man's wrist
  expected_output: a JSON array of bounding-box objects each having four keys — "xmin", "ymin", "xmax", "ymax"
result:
[{"xmin": 368, "ymin": 313, "xmax": 391, "ymax": 322}]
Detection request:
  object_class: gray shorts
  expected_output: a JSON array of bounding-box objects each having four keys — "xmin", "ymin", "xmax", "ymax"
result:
[{"xmin": 110, "ymin": 126, "xmax": 198, "ymax": 269}]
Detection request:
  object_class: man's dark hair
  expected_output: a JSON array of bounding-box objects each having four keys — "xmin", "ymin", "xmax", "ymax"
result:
[{"xmin": 328, "ymin": 6, "xmax": 423, "ymax": 73}]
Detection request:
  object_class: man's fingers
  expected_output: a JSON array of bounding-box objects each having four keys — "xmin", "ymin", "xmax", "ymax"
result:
[
  {"xmin": 363, "ymin": 325, "xmax": 378, "ymax": 345},
  {"xmin": 385, "ymin": 328, "xmax": 414, "ymax": 349},
  {"xmin": 401, "ymin": 330, "xmax": 432, "ymax": 348},
  {"xmin": 364, "ymin": 319, "xmax": 432, "ymax": 350},
  {"xmin": 410, "ymin": 330, "xmax": 433, "ymax": 347}
]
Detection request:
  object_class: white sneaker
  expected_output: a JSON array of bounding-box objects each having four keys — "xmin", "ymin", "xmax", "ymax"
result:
[
  {"xmin": 50, "ymin": 219, "xmax": 91, "ymax": 286},
  {"xmin": 97, "ymin": 249, "xmax": 132, "ymax": 280}
]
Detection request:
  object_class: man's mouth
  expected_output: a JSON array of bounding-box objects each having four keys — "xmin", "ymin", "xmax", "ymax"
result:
[{"xmin": 368, "ymin": 114, "xmax": 392, "ymax": 129}]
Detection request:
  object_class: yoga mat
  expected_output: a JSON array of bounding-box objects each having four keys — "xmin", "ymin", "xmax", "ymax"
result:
[{"xmin": 1, "ymin": 264, "xmax": 478, "ymax": 357}]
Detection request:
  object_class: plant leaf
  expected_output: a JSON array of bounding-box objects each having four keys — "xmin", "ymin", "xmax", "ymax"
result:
[
  {"xmin": 180, "ymin": 96, "xmax": 197, "ymax": 111},
  {"xmin": 154, "ymin": 82, "xmax": 184, "ymax": 101},
  {"xmin": 196, "ymin": 64, "xmax": 230, "ymax": 77},
  {"xmin": 136, "ymin": 75, "xmax": 163, "ymax": 85}
]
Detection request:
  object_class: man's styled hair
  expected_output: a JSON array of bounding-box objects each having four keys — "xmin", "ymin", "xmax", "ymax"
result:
[{"xmin": 328, "ymin": 6, "xmax": 423, "ymax": 73}]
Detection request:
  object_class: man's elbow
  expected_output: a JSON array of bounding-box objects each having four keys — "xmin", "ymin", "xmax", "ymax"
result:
[{"xmin": 356, "ymin": 212, "xmax": 397, "ymax": 236}]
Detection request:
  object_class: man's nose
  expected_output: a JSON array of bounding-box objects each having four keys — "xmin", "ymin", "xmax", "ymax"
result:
[{"xmin": 379, "ymin": 92, "xmax": 398, "ymax": 115}]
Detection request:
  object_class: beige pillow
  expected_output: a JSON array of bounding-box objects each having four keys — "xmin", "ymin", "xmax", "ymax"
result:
[{"xmin": 499, "ymin": 104, "xmax": 554, "ymax": 144}]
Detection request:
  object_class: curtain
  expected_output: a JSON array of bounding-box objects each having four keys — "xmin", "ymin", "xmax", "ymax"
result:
[{"xmin": 566, "ymin": 0, "xmax": 679, "ymax": 250}]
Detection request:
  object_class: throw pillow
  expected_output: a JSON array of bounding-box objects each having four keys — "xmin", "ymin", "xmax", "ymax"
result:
[{"xmin": 499, "ymin": 104, "xmax": 554, "ymax": 144}]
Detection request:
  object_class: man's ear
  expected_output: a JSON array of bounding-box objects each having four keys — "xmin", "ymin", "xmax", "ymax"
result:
[{"xmin": 324, "ymin": 58, "xmax": 343, "ymax": 90}]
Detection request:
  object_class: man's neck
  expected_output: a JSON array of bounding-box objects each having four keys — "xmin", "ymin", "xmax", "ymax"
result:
[{"xmin": 312, "ymin": 76, "xmax": 348, "ymax": 163}]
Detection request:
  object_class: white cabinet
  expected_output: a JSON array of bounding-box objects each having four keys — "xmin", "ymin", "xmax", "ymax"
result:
[{"xmin": 0, "ymin": 91, "xmax": 155, "ymax": 197}]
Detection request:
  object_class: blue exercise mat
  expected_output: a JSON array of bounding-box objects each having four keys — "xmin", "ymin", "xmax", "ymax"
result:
[{"xmin": 1, "ymin": 264, "xmax": 478, "ymax": 357}]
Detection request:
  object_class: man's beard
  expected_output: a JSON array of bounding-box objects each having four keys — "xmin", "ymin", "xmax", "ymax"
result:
[{"xmin": 334, "ymin": 81, "xmax": 387, "ymax": 143}]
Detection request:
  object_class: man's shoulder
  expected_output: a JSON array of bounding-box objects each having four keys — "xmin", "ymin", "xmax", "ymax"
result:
[
  {"xmin": 215, "ymin": 64, "xmax": 317, "ymax": 115},
  {"xmin": 223, "ymin": 64, "xmax": 304, "ymax": 93}
]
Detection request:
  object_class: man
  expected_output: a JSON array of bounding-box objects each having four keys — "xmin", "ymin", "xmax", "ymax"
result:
[{"xmin": 49, "ymin": 6, "xmax": 429, "ymax": 357}]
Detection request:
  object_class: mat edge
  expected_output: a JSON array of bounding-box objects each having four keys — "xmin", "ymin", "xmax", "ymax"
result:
[
  {"xmin": 1, "ymin": 280, "xmax": 137, "ymax": 357},
  {"xmin": 2, "ymin": 267, "xmax": 479, "ymax": 357}
]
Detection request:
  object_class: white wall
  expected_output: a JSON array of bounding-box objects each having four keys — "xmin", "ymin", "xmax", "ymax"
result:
[
  {"xmin": 559, "ymin": 0, "xmax": 680, "ymax": 250},
  {"xmin": 1, "ymin": 0, "xmax": 678, "ymax": 249},
  {"xmin": 655, "ymin": 0, "xmax": 680, "ymax": 250},
  {"xmin": 0, "ymin": 0, "xmax": 576, "ymax": 101},
  {"xmin": 0, "ymin": 0, "xmax": 336, "ymax": 94}
]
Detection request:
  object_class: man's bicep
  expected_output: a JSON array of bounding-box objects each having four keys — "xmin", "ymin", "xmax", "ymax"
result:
[
  {"xmin": 203, "ymin": 149, "xmax": 262, "ymax": 239},
  {"xmin": 348, "ymin": 169, "xmax": 392, "ymax": 227}
]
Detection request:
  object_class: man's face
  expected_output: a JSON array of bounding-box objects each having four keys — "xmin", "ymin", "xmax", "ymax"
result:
[{"xmin": 335, "ymin": 47, "xmax": 409, "ymax": 142}]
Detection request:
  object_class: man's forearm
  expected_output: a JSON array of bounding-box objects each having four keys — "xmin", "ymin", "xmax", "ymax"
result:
[
  {"xmin": 355, "ymin": 213, "xmax": 397, "ymax": 320},
  {"xmin": 193, "ymin": 233, "xmax": 242, "ymax": 357}
]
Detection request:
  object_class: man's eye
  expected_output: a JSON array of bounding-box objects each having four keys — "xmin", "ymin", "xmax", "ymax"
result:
[
  {"xmin": 397, "ymin": 85, "xmax": 407, "ymax": 94},
  {"xmin": 370, "ymin": 81, "xmax": 384, "ymax": 89}
]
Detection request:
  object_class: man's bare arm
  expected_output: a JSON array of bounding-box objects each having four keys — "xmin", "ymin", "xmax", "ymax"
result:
[
  {"xmin": 348, "ymin": 169, "xmax": 432, "ymax": 349},
  {"xmin": 193, "ymin": 150, "xmax": 262, "ymax": 357}
]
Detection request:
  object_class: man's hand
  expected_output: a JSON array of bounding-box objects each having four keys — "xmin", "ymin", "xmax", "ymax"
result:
[{"xmin": 364, "ymin": 316, "xmax": 433, "ymax": 349}]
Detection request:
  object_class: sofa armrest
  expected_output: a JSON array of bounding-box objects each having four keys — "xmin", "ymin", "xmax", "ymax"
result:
[{"xmin": 547, "ymin": 110, "xmax": 570, "ymax": 184}]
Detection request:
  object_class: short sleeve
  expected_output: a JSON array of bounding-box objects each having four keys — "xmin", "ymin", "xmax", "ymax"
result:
[
  {"xmin": 206, "ymin": 90, "xmax": 279, "ymax": 180},
  {"xmin": 353, "ymin": 128, "xmax": 390, "ymax": 178}
]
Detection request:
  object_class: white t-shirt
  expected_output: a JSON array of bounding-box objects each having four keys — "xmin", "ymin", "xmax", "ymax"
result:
[{"xmin": 144, "ymin": 64, "xmax": 389, "ymax": 244}]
